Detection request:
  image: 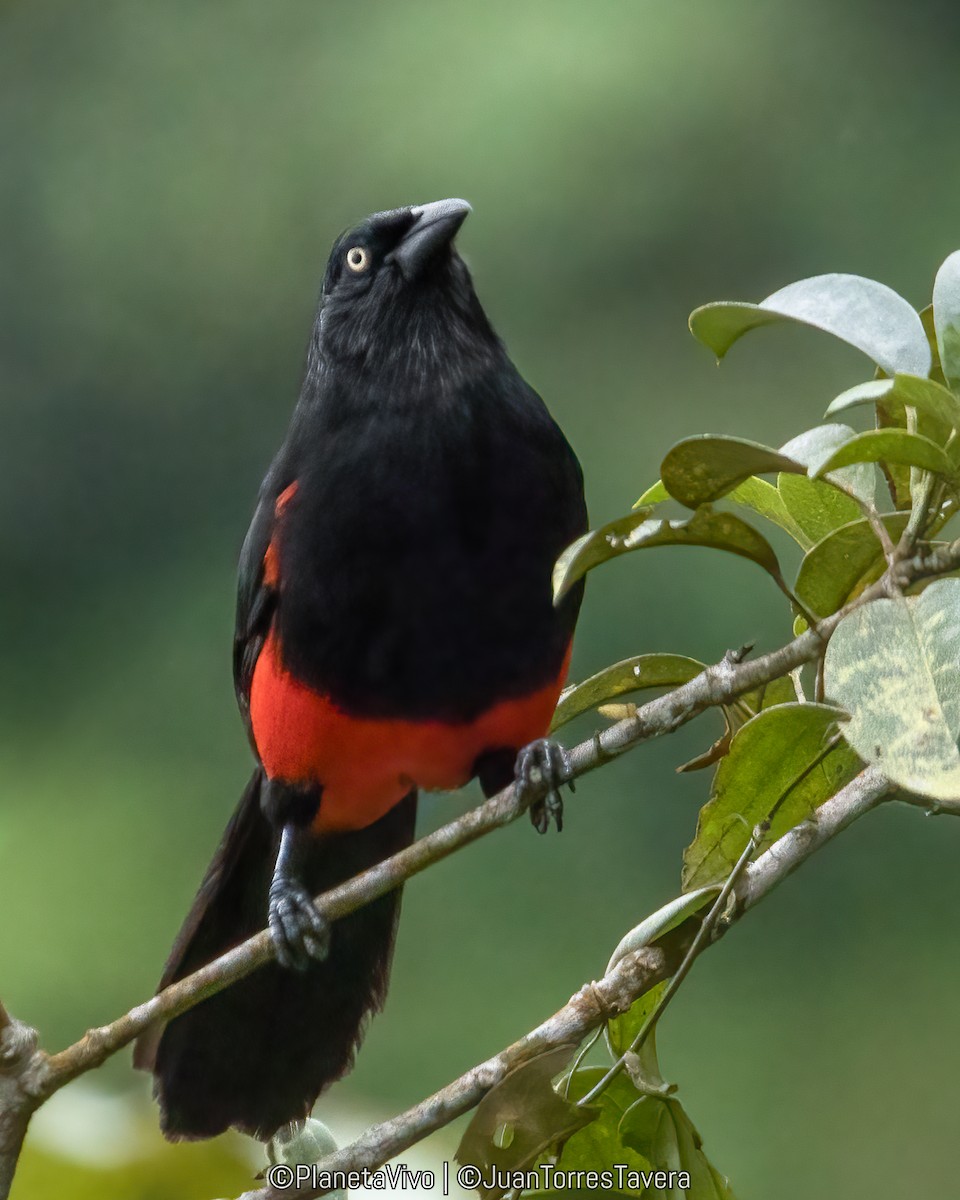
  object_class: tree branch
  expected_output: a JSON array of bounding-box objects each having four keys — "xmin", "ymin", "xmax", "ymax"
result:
[
  {"xmin": 15, "ymin": 601, "xmax": 845, "ymax": 1094},
  {"xmin": 0, "ymin": 1013, "xmax": 45, "ymax": 1199},
  {"xmin": 0, "ymin": 538, "xmax": 957, "ymax": 1197},
  {"xmin": 236, "ymin": 766, "xmax": 893, "ymax": 1200}
]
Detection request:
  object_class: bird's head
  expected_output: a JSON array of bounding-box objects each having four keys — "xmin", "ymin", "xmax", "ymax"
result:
[{"xmin": 310, "ymin": 199, "xmax": 500, "ymax": 383}]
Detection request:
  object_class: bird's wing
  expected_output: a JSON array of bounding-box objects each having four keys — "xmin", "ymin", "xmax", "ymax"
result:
[{"xmin": 233, "ymin": 475, "xmax": 297, "ymax": 735}]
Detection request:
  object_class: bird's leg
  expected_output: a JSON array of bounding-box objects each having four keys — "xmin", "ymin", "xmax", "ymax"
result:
[
  {"xmin": 474, "ymin": 739, "xmax": 573, "ymax": 834},
  {"xmin": 515, "ymin": 738, "xmax": 573, "ymax": 833},
  {"xmin": 269, "ymin": 824, "xmax": 331, "ymax": 970},
  {"xmin": 262, "ymin": 780, "xmax": 330, "ymax": 971}
]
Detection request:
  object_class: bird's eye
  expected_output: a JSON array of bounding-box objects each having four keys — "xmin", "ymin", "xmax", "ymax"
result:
[{"xmin": 346, "ymin": 246, "xmax": 370, "ymax": 273}]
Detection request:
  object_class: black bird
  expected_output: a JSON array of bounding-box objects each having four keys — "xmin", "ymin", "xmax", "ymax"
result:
[{"xmin": 134, "ymin": 198, "xmax": 588, "ymax": 1140}]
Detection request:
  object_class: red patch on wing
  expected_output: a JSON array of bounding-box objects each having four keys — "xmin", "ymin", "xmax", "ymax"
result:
[
  {"xmin": 262, "ymin": 483, "xmax": 299, "ymax": 589},
  {"xmin": 249, "ymin": 632, "xmax": 572, "ymax": 834}
]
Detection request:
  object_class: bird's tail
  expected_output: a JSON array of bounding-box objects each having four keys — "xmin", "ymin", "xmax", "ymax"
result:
[{"xmin": 133, "ymin": 772, "xmax": 418, "ymax": 1141}]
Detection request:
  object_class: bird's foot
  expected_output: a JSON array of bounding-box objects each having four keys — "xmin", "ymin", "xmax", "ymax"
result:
[
  {"xmin": 268, "ymin": 877, "xmax": 330, "ymax": 971},
  {"xmin": 516, "ymin": 737, "xmax": 573, "ymax": 834}
]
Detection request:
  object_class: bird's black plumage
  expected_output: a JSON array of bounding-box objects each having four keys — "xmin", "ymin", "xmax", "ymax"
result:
[
  {"xmin": 246, "ymin": 202, "xmax": 585, "ymax": 718},
  {"xmin": 136, "ymin": 199, "xmax": 588, "ymax": 1141}
]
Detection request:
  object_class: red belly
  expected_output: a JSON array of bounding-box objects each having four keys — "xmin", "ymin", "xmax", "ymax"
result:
[{"xmin": 250, "ymin": 631, "xmax": 571, "ymax": 833}]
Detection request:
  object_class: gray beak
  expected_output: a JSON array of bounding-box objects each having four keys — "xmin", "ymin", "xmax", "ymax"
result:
[{"xmin": 388, "ymin": 198, "xmax": 472, "ymax": 280}]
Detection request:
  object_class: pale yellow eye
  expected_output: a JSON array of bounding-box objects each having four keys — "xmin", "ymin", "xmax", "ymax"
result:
[{"xmin": 346, "ymin": 246, "xmax": 370, "ymax": 273}]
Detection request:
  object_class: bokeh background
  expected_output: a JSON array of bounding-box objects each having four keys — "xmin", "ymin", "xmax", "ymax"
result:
[{"xmin": 4, "ymin": 2, "xmax": 960, "ymax": 1196}]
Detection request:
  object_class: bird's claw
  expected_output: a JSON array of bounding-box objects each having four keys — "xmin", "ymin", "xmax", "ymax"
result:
[
  {"xmin": 516, "ymin": 737, "xmax": 572, "ymax": 834},
  {"xmin": 268, "ymin": 879, "xmax": 331, "ymax": 971}
]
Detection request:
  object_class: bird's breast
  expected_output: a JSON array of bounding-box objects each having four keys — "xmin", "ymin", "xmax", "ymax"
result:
[{"xmin": 249, "ymin": 630, "xmax": 570, "ymax": 832}]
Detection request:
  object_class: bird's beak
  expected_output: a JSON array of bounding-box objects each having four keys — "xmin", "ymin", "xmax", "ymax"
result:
[{"xmin": 388, "ymin": 198, "xmax": 472, "ymax": 280}]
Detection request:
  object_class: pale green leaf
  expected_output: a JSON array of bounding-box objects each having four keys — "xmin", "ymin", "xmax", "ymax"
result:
[
  {"xmin": 933, "ymin": 250, "xmax": 960, "ymax": 392},
  {"xmin": 777, "ymin": 424, "xmax": 874, "ymax": 545},
  {"xmin": 920, "ymin": 302, "xmax": 949, "ymax": 387},
  {"xmin": 689, "ymin": 274, "xmax": 930, "ymax": 377},
  {"xmin": 810, "ymin": 429, "xmax": 954, "ymax": 480},
  {"xmin": 826, "ymin": 373, "xmax": 960, "ymax": 439},
  {"xmin": 824, "ymin": 579, "xmax": 960, "ymax": 800},
  {"xmin": 781, "ymin": 423, "xmax": 875, "ymax": 504},
  {"xmin": 604, "ymin": 886, "xmax": 721, "ymax": 975}
]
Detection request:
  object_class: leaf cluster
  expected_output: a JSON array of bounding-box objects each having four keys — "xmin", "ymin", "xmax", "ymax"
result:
[{"xmin": 461, "ymin": 252, "xmax": 960, "ymax": 1196}]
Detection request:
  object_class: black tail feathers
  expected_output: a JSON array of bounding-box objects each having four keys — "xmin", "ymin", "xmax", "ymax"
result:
[{"xmin": 134, "ymin": 773, "xmax": 418, "ymax": 1141}]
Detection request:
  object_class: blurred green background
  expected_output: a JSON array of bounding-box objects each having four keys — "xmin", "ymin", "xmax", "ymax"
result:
[{"xmin": 4, "ymin": 1, "xmax": 960, "ymax": 1196}]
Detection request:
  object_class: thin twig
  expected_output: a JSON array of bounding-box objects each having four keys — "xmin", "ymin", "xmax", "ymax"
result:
[
  {"xmin": 824, "ymin": 477, "xmax": 897, "ymax": 563},
  {"xmin": 576, "ymin": 728, "xmax": 843, "ymax": 1108},
  {"xmin": 575, "ymin": 831, "xmax": 756, "ymax": 1108}
]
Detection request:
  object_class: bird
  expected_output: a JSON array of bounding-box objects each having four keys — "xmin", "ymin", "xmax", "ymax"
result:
[{"xmin": 134, "ymin": 198, "xmax": 588, "ymax": 1141}]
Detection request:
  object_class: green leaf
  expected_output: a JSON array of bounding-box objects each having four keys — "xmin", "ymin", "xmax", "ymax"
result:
[
  {"xmin": 635, "ymin": 479, "xmax": 671, "ymax": 507},
  {"xmin": 874, "ymin": 390, "xmax": 914, "ymax": 512},
  {"xmin": 689, "ymin": 274, "xmax": 930, "ymax": 377},
  {"xmin": 661, "ymin": 436, "xmax": 802, "ymax": 509},
  {"xmin": 524, "ymin": 1193, "xmax": 637, "ymax": 1199},
  {"xmin": 777, "ymin": 475, "xmax": 863, "ymax": 548},
  {"xmin": 933, "ymin": 250, "xmax": 960, "ymax": 391},
  {"xmin": 559, "ymin": 1068, "xmax": 655, "ymax": 1193},
  {"xmin": 824, "ymin": 579, "xmax": 960, "ymax": 800},
  {"xmin": 621, "ymin": 1099, "xmax": 683, "ymax": 1178},
  {"xmin": 669, "ymin": 1102, "xmax": 737, "ymax": 1199},
  {"xmin": 604, "ymin": 886, "xmax": 721, "ymax": 977},
  {"xmin": 607, "ymin": 981, "xmax": 670, "ymax": 1065},
  {"xmin": 780, "ymin": 424, "xmax": 875, "ymax": 503},
  {"xmin": 554, "ymin": 506, "xmax": 786, "ymax": 603},
  {"xmin": 619, "ymin": 508, "xmax": 783, "ymax": 577},
  {"xmin": 739, "ymin": 673, "xmax": 799, "ymax": 716},
  {"xmin": 682, "ymin": 703, "xmax": 860, "ymax": 890},
  {"xmin": 456, "ymin": 1045, "xmax": 595, "ymax": 1195},
  {"xmin": 727, "ymin": 476, "xmax": 809, "ymax": 546},
  {"xmin": 920, "ymin": 303, "xmax": 949, "ymax": 387},
  {"xmin": 553, "ymin": 509, "xmax": 655, "ymax": 602},
  {"xmin": 826, "ymin": 373, "xmax": 960, "ymax": 440},
  {"xmin": 777, "ymin": 424, "xmax": 874, "ymax": 545},
  {"xmin": 810, "ymin": 429, "xmax": 955, "ymax": 481},
  {"xmin": 794, "ymin": 514, "xmax": 910, "ymax": 619},
  {"xmin": 604, "ymin": 891, "xmax": 718, "ymax": 1057},
  {"xmin": 620, "ymin": 1098, "xmax": 737, "ymax": 1199},
  {"xmin": 640, "ymin": 472, "xmax": 811, "ymax": 548},
  {"xmin": 551, "ymin": 654, "xmax": 704, "ymax": 732},
  {"xmin": 827, "ymin": 377, "xmax": 892, "ymax": 411}
]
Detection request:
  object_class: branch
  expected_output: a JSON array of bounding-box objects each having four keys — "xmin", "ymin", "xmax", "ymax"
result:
[
  {"xmin": 0, "ymin": 537, "xmax": 957, "ymax": 1196},
  {"xmin": 11, "ymin": 597, "xmax": 847, "ymax": 1093},
  {"xmin": 237, "ymin": 766, "xmax": 893, "ymax": 1200},
  {"xmin": 0, "ymin": 1012, "xmax": 45, "ymax": 1199}
]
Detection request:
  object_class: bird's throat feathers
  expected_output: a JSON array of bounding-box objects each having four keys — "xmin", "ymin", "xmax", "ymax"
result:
[{"xmin": 305, "ymin": 254, "xmax": 502, "ymax": 402}]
